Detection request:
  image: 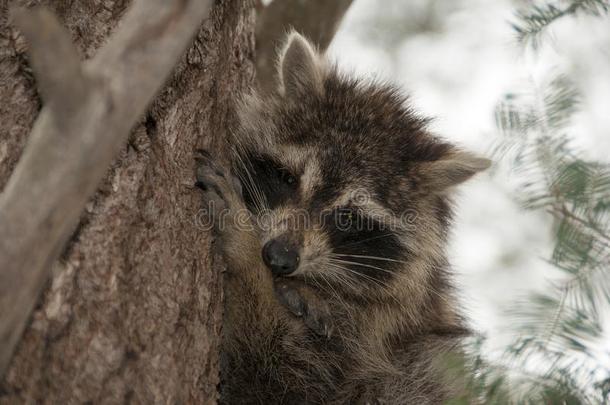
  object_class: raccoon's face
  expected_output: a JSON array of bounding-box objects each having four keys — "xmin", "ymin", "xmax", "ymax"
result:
[{"xmin": 231, "ymin": 33, "xmax": 489, "ymax": 295}]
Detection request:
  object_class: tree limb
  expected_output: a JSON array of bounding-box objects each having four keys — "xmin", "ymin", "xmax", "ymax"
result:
[
  {"xmin": 0, "ymin": 0, "xmax": 212, "ymax": 378},
  {"xmin": 12, "ymin": 7, "xmax": 86, "ymax": 122},
  {"xmin": 255, "ymin": 0, "xmax": 354, "ymax": 93}
]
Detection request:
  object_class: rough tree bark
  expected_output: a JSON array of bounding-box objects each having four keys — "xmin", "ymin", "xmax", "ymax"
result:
[
  {"xmin": 0, "ymin": 0, "xmax": 254, "ymax": 403},
  {"xmin": 0, "ymin": 0, "xmax": 216, "ymax": 379}
]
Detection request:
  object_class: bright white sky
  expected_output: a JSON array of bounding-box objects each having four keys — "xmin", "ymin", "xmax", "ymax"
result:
[{"xmin": 329, "ymin": 0, "xmax": 610, "ymax": 361}]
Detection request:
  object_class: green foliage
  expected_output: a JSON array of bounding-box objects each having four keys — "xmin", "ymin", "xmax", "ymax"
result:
[
  {"xmin": 455, "ymin": 1, "xmax": 610, "ymax": 404},
  {"xmin": 512, "ymin": 0, "xmax": 609, "ymax": 49},
  {"xmin": 445, "ymin": 335, "xmax": 597, "ymax": 404},
  {"xmin": 493, "ymin": 74, "xmax": 610, "ymax": 338},
  {"xmin": 482, "ymin": 78, "xmax": 610, "ymax": 403}
]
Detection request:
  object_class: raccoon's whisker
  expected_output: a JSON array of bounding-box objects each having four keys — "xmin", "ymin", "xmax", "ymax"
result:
[
  {"xmin": 235, "ymin": 169, "xmax": 264, "ymax": 212},
  {"xmin": 232, "ymin": 147, "xmax": 268, "ymax": 212},
  {"xmin": 331, "ymin": 258, "xmax": 452, "ymax": 306},
  {"xmin": 307, "ymin": 271, "xmax": 352, "ymax": 326},
  {"xmin": 303, "ymin": 266, "xmax": 347, "ymax": 305},
  {"xmin": 332, "ymin": 254, "xmax": 410, "ymax": 265},
  {"xmin": 230, "ymin": 148, "xmax": 260, "ymax": 210},
  {"xmin": 327, "ymin": 258, "xmax": 394, "ymax": 275},
  {"xmin": 419, "ymin": 282, "xmax": 454, "ymax": 307},
  {"xmin": 325, "ymin": 263, "xmax": 406, "ymax": 310},
  {"xmin": 322, "ymin": 264, "xmax": 364, "ymax": 296},
  {"xmin": 326, "ymin": 262, "xmax": 391, "ymax": 290},
  {"xmin": 304, "ymin": 272, "xmax": 354, "ymax": 340},
  {"xmin": 304, "ymin": 272, "xmax": 328, "ymax": 296},
  {"xmin": 233, "ymin": 150, "xmax": 266, "ymax": 212},
  {"xmin": 318, "ymin": 263, "xmax": 360, "ymax": 291},
  {"xmin": 327, "ymin": 267, "xmax": 361, "ymax": 293},
  {"xmin": 326, "ymin": 260, "xmax": 404, "ymax": 304},
  {"xmin": 326, "ymin": 262, "xmax": 388, "ymax": 287},
  {"xmin": 232, "ymin": 148, "xmax": 265, "ymax": 211}
]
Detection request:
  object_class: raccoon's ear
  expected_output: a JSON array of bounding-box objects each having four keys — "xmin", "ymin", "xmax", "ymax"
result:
[
  {"xmin": 278, "ymin": 32, "xmax": 326, "ymax": 98},
  {"xmin": 422, "ymin": 149, "xmax": 491, "ymax": 192}
]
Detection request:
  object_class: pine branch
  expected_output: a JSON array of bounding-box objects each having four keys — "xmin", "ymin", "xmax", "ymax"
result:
[
  {"xmin": 512, "ymin": 0, "xmax": 610, "ymax": 49},
  {"xmin": 490, "ymin": 23, "xmax": 610, "ymax": 401},
  {"xmin": 450, "ymin": 335, "xmax": 603, "ymax": 404}
]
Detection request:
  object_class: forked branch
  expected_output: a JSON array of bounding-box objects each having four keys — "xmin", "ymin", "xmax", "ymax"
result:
[
  {"xmin": 12, "ymin": 8, "xmax": 87, "ymax": 120},
  {"xmin": 0, "ymin": 0, "xmax": 212, "ymax": 377}
]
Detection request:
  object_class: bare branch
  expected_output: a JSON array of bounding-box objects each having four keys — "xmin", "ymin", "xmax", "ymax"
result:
[
  {"xmin": 255, "ymin": 0, "xmax": 354, "ymax": 93},
  {"xmin": 0, "ymin": 0, "xmax": 212, "ymax": 377},
  {"xmin": 11, "ymin": 7, "xmax": 87, "ymax": 121}
]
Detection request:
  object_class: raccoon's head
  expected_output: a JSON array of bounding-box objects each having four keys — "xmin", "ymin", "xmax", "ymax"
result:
[{"xmin": 231, "ymin": 32, "xmax": 490, "ymax": 301}]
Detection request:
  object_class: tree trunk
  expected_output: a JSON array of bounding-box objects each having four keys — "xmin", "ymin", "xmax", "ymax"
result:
[{"xmin": 0, "ymin": 0, "xmax": 254, "ymax": 403}]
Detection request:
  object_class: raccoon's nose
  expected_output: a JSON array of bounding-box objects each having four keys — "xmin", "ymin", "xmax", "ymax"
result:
[{"xmin": 262, "ymin": 239, "xmax": 300, "ymax": 276}]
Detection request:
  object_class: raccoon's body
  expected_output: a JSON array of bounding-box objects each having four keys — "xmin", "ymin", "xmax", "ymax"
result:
[{"xmin": 196, "ymin": 32, "xmax": 490, "ymax": 404}]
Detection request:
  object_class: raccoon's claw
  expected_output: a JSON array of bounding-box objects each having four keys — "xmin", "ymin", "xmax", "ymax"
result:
[
  {"xmin": 195, "ymin": 149, "xmax": 243, "ymax": 201},
  {"xmin": 195, "ymin": 149, "xmax": 244, "ymax": 219},
  {"xmin": 304, "ymin": 306, "xmax": 334, "ymax": 340},
  {"xmin": 195, "ymin": 148, "xmax": 213, "ymax": 160},
  {"xmin": 275, "ymin": 279, "xmax": 334, "ymax": 339},
  {"xmin": 195, "ymin": 150, "xmax": 229, "ymax": 218}
]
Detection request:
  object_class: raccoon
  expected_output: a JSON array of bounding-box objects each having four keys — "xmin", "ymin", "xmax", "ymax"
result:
[{"xmin": 195, "ymin": 32, "xmax": 490, "ymax": 404}]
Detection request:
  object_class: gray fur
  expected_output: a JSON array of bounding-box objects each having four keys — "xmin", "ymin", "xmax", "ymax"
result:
[{"xmin": 196, "ymin": 32, "xmax": 489, "ymax": 404}]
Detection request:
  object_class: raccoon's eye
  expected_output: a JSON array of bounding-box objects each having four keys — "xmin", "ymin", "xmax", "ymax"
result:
[
  {"xmin": 336, "ymin": 207, "xmax": 359, "ymax": 231},
  {"xmin": 279, "ymin": 169, "xmax": 298, "ymax": 187},
  {"xmin": 240, "ymin": 153, "xmax": 299, "ymax": 210}
]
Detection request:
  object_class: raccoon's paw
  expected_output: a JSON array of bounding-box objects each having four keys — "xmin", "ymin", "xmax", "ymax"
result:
[
  {"xmin": 194, "ymin": 149, "xmax": 242, "ymax": 219},
  {"xmin": 275, "ymin": 279, "xmax": 334, "ymax": 339}
]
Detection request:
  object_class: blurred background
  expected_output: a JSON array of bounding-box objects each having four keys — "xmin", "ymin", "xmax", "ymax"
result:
[{"xmin": 329, "ymin": 0, "xmax": 610, "ymax": 401}]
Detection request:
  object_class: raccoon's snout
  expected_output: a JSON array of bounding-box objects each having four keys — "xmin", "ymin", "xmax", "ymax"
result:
[{"xmin": 262, "ymin": 239, "xmax": 300, "ymax": 276}]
